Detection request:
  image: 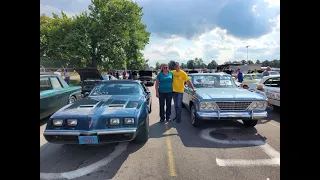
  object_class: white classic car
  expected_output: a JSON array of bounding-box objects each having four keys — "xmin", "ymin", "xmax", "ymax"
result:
[{"xmin": 260, "ymin": 75, "xmax": 280, "ymax": 107}]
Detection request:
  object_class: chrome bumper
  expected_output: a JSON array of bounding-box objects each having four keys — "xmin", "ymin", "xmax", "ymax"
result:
[
  {"xmin": 196, "ymin": 111, "xmax": 267, "ymax": 120},
  {"xmin": 43, "ymin": 129, "xmax": 137, "ymax": 136}
]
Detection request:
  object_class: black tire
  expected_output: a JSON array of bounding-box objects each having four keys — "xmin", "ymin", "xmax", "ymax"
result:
[
  {"xmin": 242, "ymin": 120, "xmax": 258, "ymax": 127},
  {"xmin": 134, "ymin": 116, "xmax": 149, "ymax": 143},
  {"xmin": 69, "ymin": 96, "xmax": 77, "ymax": 104},
  {"xmin": 190, "ymin": 104, "xmax": 202, "ymax": 127}
]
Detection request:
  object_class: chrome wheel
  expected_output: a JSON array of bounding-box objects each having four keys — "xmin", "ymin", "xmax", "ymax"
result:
[{"xmin": 69, "ymin": 96, "xmax": 76, "ymax": 104}]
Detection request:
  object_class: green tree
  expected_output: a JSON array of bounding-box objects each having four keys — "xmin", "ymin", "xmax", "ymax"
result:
[
  {"xmin": 180, "ymin": 63, "xmax": 186, "ymax": 69},
  {"xmin": 155, "ymin": 62, "xmax": 160, "ymax": 70},
  {"xmin": 40, "ymin": 0, "xmax": 150, "ymax": 69},
  {"xmin": 187, "ymin": 60, "xmax": 195, "ymax": 69},
  {"xmin": 207, "ymin": 60, "xmax": 218, "ymax": 69},
  {"xmin": 247, "ymin": 60, "xmax": 254, "ymax": 64},
  {"xmin": 256, "ymin": 60, "xmax": 261, "ymax": 64},
  {"xmin": 241, "ymin": 60, "xmax": 246, "ymax": 64},
  {"xmin": 168, "ymin": 60, "xmax": 176, "ymax": 70}
]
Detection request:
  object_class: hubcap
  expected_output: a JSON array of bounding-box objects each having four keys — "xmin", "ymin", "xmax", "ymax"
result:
[{"xmin": 69, "ymin": 97, "xmax": 75, "ymax": 103}]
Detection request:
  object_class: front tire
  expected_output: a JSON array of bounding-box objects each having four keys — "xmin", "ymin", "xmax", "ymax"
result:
[
  {"xmin": 242, "ymin": 120, "xmax": 258, "ymax": 127},
  {"xmin": 190, "ymin": 104, "xmax": 202, "ymax": 127},
  {"xmin": 134, "ymin": 116, "xmax": 149, "ymax": 143}
]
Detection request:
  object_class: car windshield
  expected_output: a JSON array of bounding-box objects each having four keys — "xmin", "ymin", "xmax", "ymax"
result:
[
  {"xmin": 191, "ymin": 75, "xmax": 237, "ymax": 88},
  {"xmin": 252, "ymin": 74, "xmax": 261, "ymax": 79},
  {"xmin": 269, "ymin": 71, "xmax": 280, "ymax": 75},
  {"xmin": 90, "ymin": 83, "xmax": 143, "ymax": 95},
  {"xmin": 256, "ymin": 74, "xmax": 263, "ymax": 79}
]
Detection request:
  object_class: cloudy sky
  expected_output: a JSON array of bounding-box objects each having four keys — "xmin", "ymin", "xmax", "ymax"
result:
[{"xmin": 40, "ymin": 0, "xmax": 280, "ymax": 66}]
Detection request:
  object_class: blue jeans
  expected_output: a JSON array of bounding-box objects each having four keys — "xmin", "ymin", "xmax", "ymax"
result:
[
  {"xmin": 65, "ymin": 77, "xmax": 70, "ymax": 85},
  {"xmin": 173, "ymin": 92, "xmax": 183, "ymax": 121},
  {"xmin": 159, "ymin": 92, "xmax": 173, "ymax": 121}
]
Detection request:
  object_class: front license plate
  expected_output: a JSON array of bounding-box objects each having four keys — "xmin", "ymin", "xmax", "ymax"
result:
[{"xmin": 78, "ymin": 136, "xmax": 98, "ymax": 144}]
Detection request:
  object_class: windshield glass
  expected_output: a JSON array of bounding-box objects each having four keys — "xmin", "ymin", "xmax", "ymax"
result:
[
  {"xmin": 269, "ymin": 71, "xmax": 280, "ymax": 75},
  {"xmin": 191, "ymin": 75, "xmax": 237, "ymax": 88},
  {"xmin": 90, "ymin": 83, "xmax": 143, "ymax": 96},
  {"xmin": 252, "ymin": 74, "xmax": 261, "ymax": 79}
]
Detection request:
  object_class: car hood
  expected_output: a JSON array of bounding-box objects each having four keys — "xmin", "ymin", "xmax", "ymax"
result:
[
  {"xmin": 52, "ymin": 95, "xmax": 144, "ymax": 118},
  {"xmin": 76, "ymin": 68, "xmax": 103, "ymax": 81},
  {"xmin": 195, "ymin": 88, "xmax": 265, "ymax": 101}
]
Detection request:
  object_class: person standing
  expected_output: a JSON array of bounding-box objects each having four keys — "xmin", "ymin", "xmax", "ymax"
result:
[
  {"xmin": 155, "ymin": 64, "xmax": 173, "ymax": 122},
  {"xmin": 64, "ymin": 70, "xmax": 70, "ymax": 85},
  {"xmin": 262, "ymin": 66, "xmax": 271, "ymax": 77},
  {"xmin": 237, "ymin": 68, "xmax": 243, "ymax": 83},
  {"xmin": 172, "ymin": 62, "xmax": 196, "ymax": 123}
]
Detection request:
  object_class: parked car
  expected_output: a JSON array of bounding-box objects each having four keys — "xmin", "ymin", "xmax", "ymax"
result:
[
  {"xmin": 43, "ymin": 80, "xmax": 152, "ymax": 144},
  {"xmin": 241, "ymin": 74, "xmax": 262, "ymax": 90},
  {"xmin": 40, "ymin": 74, "xmax": 82, "ymax": 120},
  {"xmin": 138, "ymin": 70, "xmax": 154, "ymax": 86},
  {"xmin": 182, "ymin": 73, "xmax": 268, "ymax": 127},
  {"xmin": 260, "ymin": 75, "xmax": 280, "ymax": 107},
  {"xmin": 102, "ymin": 75, "xmax": 118, "ymax": 81},
  {"xmin": 76, "ymin": 68, "xmax": 104, "ymax": 94}
]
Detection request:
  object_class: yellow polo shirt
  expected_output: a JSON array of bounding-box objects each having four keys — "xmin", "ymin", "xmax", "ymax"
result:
[{"xmin": 172, "ymin": 70, "xmax": 190, "ymax": 93}]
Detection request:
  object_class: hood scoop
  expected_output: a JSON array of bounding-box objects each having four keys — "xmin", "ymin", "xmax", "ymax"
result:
[
  {"xmin": 79, "ymin": 105, "xmax": 95, "ymax": 108},
  {"xmin": 108, "ymin": 100, "xmax": 126, "ymax": 108}
]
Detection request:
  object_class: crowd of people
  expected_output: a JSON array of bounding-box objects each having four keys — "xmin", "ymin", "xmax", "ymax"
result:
[{"xmin": 107, "ymin": 70, "xmax": 138, "ymax": 79}]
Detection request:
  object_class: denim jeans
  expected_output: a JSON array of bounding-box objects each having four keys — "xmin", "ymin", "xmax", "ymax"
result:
[
  {"xmin": 159, "ymin": 92, "xmax": 173, "ymax": 121},
  {"xmin": 173, "ymin": 92, "xmax": 183, "ymax": 121}
]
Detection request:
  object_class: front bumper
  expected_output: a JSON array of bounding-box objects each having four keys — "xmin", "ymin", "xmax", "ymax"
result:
[
  {"xmin": 43, "ymin": 128, "xmax": 137, "ymax": 144},
  {"xmin": 196, "ymin": 111, "xmax": 267, "ymax": 120}
]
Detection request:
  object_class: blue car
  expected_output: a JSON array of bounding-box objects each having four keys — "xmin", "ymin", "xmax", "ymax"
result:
[
  {"xmin": 182, "ymin": 73, "xmax": 268, "ymax": 127},
  {"xmin": 43, "ymin": 80, "xmax": 152, "ymax": 144}
]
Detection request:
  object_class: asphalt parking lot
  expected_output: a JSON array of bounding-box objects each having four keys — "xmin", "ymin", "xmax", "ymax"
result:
[{"xmin": 40, "ymin": 87, "xmax": 280, "ymax": 180}]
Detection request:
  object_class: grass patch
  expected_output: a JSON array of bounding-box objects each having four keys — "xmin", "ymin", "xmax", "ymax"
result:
[{"xmin": 69, "ymin": 79, "xmax": 80, "ymax": 86}]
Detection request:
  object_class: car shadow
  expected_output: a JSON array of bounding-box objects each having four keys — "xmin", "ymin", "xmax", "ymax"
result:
[
  {"xmin": 149, "ymin": 121, "xmax": 179, "ymax": 139},
  {"xmin": 172, "ymin": 106, "xmax": 268, "ymax": 149},
  {"xmin": 40, "ymin": 141, "xmax": 145, "ymax": 179}
]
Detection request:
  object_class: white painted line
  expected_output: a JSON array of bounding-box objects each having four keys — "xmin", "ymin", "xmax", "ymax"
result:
[
  {"xmin": 216, "ymin": 158, "xmax": 280, "ymax": 166},
  {"xmin": 40, "ymin": 142, "xmax": 128, "ymax": 179},
  {"xmin": 199, "ymin": 127, "xmax": 280, "ymax": 167}
]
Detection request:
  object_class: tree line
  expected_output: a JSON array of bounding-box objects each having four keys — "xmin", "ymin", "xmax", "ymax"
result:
[
  {"xmin": 155, "ymin": 59, "xmax": 280, "ymax": 70},
  {"xmin": 40, "ymin": 0, "xmax": 150, "ymax": 70}
]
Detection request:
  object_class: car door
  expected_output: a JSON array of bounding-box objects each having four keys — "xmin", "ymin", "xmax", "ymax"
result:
[
  {"xmin": 40, "ymin": 77, "xmax": 57, "ymax": 120},
  {"xmin": 263, "ymin": 77, "xmax": 280, "ymax": 107},
  {"xmin": 49, "ymin": 77, "xmax": 69, "ymax": 112}
]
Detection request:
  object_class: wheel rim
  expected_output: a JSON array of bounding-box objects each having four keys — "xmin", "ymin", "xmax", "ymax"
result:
[
  {"xmin": 191, "ymin": 106, "xmax": 195, "ymax": 124},
  {"xmin": 69, "ymin": 97, "xmax": 75, "ymax": 103}
]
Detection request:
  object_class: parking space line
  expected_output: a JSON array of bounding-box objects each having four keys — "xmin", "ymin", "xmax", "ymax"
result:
[{"xmin": 164, "ymin": 123, "xmax": 177, "ymax": 177}]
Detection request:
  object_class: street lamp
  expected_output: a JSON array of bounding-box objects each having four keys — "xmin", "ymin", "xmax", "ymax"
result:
[{"xmin": 245, "ymin": 45, "xmax": 250, "ymax": 62}]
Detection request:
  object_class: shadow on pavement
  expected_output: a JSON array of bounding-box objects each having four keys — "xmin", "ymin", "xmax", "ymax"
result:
[
  {"xmin": 40, "ymin": 141, "xmax": 145, "ymax": 179},
  {"xmin": 172, "ymin": 106, "xmax": 268, "ymax": 149},
  {"xmin": 149, "ymin": 121, "xmax": 178, "ymax": 138}
]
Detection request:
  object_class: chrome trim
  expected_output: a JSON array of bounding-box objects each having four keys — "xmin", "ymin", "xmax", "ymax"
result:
[
  {"xmin": 196, "ymin": 111, "xmax": 267, "ymax": 120},
  {"xmin": 44, "ymin": 129, "xmax": 137, "ymax": 136}
]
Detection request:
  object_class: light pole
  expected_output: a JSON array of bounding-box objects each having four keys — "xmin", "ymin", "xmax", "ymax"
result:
[{"xmin": 245, "ymin": 45, "xmax": 250, "ymax": 62}]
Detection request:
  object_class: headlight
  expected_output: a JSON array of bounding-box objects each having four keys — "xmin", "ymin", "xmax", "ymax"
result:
[
  {"xmin": 110, "ymin": 118, "xmax": 120, "ymax": 125},
  {"xmin": 124, "ymin": 118, "xmax": 135, "ymax": 124},
  {"xmin": 52, "ymin": 119, "xmax": 64, "ymax": 126},
  {"xmin": 249, "ymin": 101, "xmax": 267, "ymax": 110},
  {"xmin": 67, "ymin": 119, "xmax": 77, "ymax": 126},
  {"xmin": 200, "ymin": 102, "xmax": 217, "ymax": 110}
]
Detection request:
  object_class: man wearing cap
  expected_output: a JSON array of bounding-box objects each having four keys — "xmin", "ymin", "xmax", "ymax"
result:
[
  {"xmin": 262, "ymin": 66, "xmax": 271, "ymax": 77},
  {"xmin": 237, "ymin": 68, "xmax": 243, "ymax": 83},
  {"xmin": 172, "ymin": 62, "xmax": 196, "ymax": 123}
]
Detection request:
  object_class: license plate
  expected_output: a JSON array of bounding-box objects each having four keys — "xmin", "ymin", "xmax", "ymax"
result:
[{"xmin": 78, "ymin": 136, "xmax": 98, "ymax": 144}]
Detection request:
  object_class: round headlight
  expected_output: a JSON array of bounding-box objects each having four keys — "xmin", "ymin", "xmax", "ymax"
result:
[
  {"xmin": 251, "ymin": 102, "xmax": 257, "ymax": 108},
  {"xmin": 200, "ymin": 102, "xmax": 207, "ymax": 109},
  {"xmin": 257, "ymin": 102, "xmax": 264, "ymax": 108}
]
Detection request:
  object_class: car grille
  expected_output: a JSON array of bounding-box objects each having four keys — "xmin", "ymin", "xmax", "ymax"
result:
[{"xmin": 216, "ymin": 101, "xmax": 252, "ymax": 110}]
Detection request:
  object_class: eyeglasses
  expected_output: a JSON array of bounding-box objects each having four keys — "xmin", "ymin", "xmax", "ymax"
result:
[{"xmin": 163, "ymin": 67, "xmax": 168, "ymax": 69}]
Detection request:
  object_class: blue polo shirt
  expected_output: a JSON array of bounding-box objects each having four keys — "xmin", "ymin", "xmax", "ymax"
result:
[{"xmin": 156, "ymin": 72, "xmax": 173, "ymax": 93}]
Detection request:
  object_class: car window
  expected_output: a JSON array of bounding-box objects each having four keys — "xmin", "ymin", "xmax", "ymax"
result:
[
  {"xmin": 50, "ymin": 77, "xmax": 63, "ymax": 89},
  {"xmin": 269, "ymin": 71, "xmax": 280, "ymax": 75},
  {"xmin": 243, "ymin": 75, "xmax": 252, "ymax": 80},
  {"xmin": 191, "ymin": 75, "xmax": 237, "ymax": 88},
  {"xmin": 264, "ymin": 77, "xmax": 280, "ymax": 87},
  {"xmin": 140, "ymin": 83, "xmax": 149, "ymax": 93},
  {"xmin": 252, "ymin": 74, "xmax": 260, "ymax": 79},
  {"xmin": 90, "ymin": 83, "xmax": 143, "ymax": 95},
  {"xmin": 40, "ymin": 78, "xmax": 52, "ymax": 91}
]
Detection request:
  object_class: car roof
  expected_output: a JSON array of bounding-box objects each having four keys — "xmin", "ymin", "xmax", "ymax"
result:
[
  {"xmin": 40, "ymin": 74, "xmax": 59, "ymax": 78},
  {"xmin": 260, "ymin": 75, "xmax": 280, "ymax": 82},
  {"xmin": 100, "ymin": 79, "xmax": 141, "ymax": 83}
]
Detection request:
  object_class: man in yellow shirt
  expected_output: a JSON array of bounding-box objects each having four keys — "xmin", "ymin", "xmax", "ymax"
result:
[{"xmin": 172, "ymin": 62, "xmax": 196, "ymax": 123}]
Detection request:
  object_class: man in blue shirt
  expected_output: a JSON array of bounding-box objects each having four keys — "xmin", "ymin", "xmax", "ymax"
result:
[{"xmin": 237, "ymin": 68, "xmax": 243, "ymax": 83}]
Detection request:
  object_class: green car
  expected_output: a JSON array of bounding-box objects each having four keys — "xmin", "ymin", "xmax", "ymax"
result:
[{"xmin": 40, "ymin": 74, "xmax": 82, "ymax": 120}]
